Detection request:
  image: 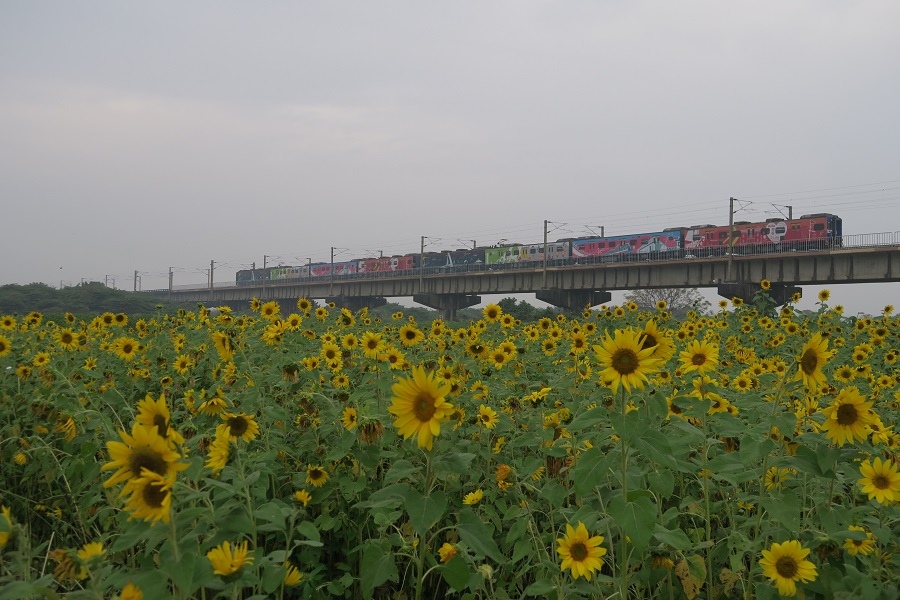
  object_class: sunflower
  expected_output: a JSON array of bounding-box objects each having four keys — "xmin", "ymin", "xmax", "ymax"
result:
[
  {"xmin": 315, "ymin": 307, "xmax": 328, "ymax": 321},
  {"xmin": 0, "ymin": 335, "xmax": 10, "ymax": 358},
  {"xmin": 593, "ymin": 329, "xmax": 661, "ymax": 393},
  {"xmin": 679, "ymin": 339, "xmax": 719, "ymax": 375},
  {"xmin": 173, "ymin": 354, "xmax": 193, "ymax": 375},
  {"xmin": 120, "ymin": 582, "xmax": 142, "ymax": 600},
  {"xmin": 478, "ymin": 405, "xmax": 499, "ymax": 429},
  {"xmin": 381, "ymin": 346, "xmax": 406, "ymax": 369},
  {"xmin": 794, "ymin": 333, "xmax": 834, "ymax": 390},
  {"xmin": 220, "ymin": 413, "xmax": 260, "ymax": 443},
  {"xmin": 211, "ymin": 331, "xmax": 235, "ymax": 362},
  {"xmin": 122, "ymin": 471, "xmax": 174, "ymax": 525},
  {"xmin": 569, "ymin": 331, "xmax": 588, "ymax": 354},
  {"xmin": 842, "ymin": 525, "xmax": 876, "ymax": 556},
  {"xmin": 0, "ymin": 316, "xmax": 15, "ymax": 330},
  {"xmin": 284, "ymin": 563, "xmax": 304, "ymax": 587},
  {"xmin": 488, "ymin": 348, "xmax": 508, "ymax": 369},
  {"xmin": 306, "ymin": 465, "xmax": 330, "ymax": 487},
  {"xmin": 361, "ymin": 331, "xmax": 385, "ymax": 358},
  {"xmin": 198, "ymin": 395, "xmax": 228, "ymax": 416},
  {"xmin": 387, "ymin": 366, "xmax": 454, "ymax": 451},
  {"xmin": 398, "ymin": 324, "xmax": 424, "ymax": 346},
  {"xmin": 341, "ymin": 406, "xmax": 358, "ymax": 430},
  {"xmin": 556, "ymin": 522, "xmax": 606, "ymax": 581},
  {"xmin": 483, "ymin": 304, "xmax": 502, "ymax": 322},
  {"xmin": 293, "ymin": 489, "xmax": 312, "ymax": 506},
  {"xmin": 639, "ymin": 320, "xmax": 676, "ymax": 363},
  {"xmin": 438, "ymin": 543, "xmax": 457, "ymax": 563},
  {"xmin": 463, "ymin": 489, "xmax": 484, "ymax": 505},
  {"xmin": 541, "ymin": 339, "xmax": 557, "ymax": 356},
  {"xmin": 819, "ymin": 387, "xmax": 876, "ymax": 446},
  {"xmin": 858, "ymin": 457, "xmax": 900, "ymax": 504},
  {"xmin": 204, "ymin": 429, "xmax": 231, "ymax": 474},
  {"xmin": 54, "ymin": 328, "xmax": 78, "ymax": 351},
  {"xmin": 338, "ymin": 308, "xmax": 355, "ymax": 327},
  {"xmin": 102, "ymin": 424, "xmax": 188, "ymax": 491},
  {"xmin": 758, "ymin": 540, "xmax": 817, "ymax": 597},
  {"xmin": 296, "ymin": 297, "xmax": 312, "ymax": 312},
  {"xmin": 33, "ymin": 352, "xmax": 51, "ymax": 367},
  {"xmin": 760, "ymin": 279, "xmax": 772, "ymax": 291},
  {"xmin": 135, "ymin": 393, "xmax": 183, "ymax": 445},
  {"xmin": 817, "ymin": 289, "xmax": 830, "ymax": 302},
  {"xmin": 0, "ymin": 506, "xmax": 13, "ymax": 548},
  {"xmin": 207, "ymin": 540, "xmax": 253, "ymax": 577}
]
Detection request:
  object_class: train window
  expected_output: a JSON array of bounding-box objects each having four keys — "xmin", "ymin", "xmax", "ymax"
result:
[
  {"xmin": 761, "ymin": 228, "xmax": 770, "ymax": 235},
  {"xmin": 629, "ymin": 239, "xmax": 637, "ymax": 246},
  {"xmin": 692, "ymin": 234, "xmax": 701, "ymax": 241},
  {"xmin": 813, "ymin": 223, "xmax": 825, "ymax": 231},
  {"xmin": 719, "ymin": 232, "xmax": 728, "ymax": 239}
]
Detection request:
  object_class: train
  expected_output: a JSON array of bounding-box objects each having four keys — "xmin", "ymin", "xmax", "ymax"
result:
[{"xmin": 236, "ymin": 213, "xmax": 842, "ymax": 285}]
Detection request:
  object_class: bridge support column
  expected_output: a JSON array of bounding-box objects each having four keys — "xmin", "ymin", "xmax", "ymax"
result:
[
  {"xmin": 413, "ymin": 293, "xmax": 481, "ymax": 321},
  {"xmin": 326, "ymin": 296, "xmax": 388, "ymax": 312},
  {"xmin": 535, "ymin": 289, "xmax": 612, "ymax": 311},
  {"xmin": 717, "ymin": 283, "xmax": 800, "ymax": 307}
]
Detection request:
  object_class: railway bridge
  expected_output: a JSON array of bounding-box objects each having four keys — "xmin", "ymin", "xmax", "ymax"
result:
[{"xmin": 145, "ymin": 243, "xmax": 900, "ymax": 319}]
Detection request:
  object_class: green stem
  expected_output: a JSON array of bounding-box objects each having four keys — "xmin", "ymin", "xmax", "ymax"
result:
[{"xmin": 619, "ymin": 386, "xmax": 629, "ymax": 599}]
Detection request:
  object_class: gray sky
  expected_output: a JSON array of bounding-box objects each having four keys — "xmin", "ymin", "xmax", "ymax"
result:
[{"xmin": 2, "ymin": 1, "xmax": 899, "ymax": 314}]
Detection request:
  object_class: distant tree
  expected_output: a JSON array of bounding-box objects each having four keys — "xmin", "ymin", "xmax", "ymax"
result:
[{"xmin": 623, "ymin": 288, "xmax": 711, "ymax": 317}]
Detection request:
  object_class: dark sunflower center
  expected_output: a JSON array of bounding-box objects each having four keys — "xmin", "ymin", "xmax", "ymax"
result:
[
  {"xmin": 228, "ymin": 416, "xmax": 249, "ymax": 436},
  {"xmin": 142, "ymin": 481, "xmax": 169, "ymax": 508},
  {"xmin": 836, "ymin": 403, "xmax": 859, "ymax": 426},
  {"xmin": 800, "ymin": 350, "xmax": 818, "ymax": 375},
  {"xmin": 670, "ymin": 404, "xmax": 682, "ymax": 414},
  {"xmin": 367, "ymin": 341, "xmax": 378, "ymax": 349},
  {"xmin": 413, "ymin": 392, "xmax": 438, "ymax": 422},
  {"xmin": 310, "ymin": 469, "xmax": 324, "ymax": 481},
  {"xmin": 691, "ymin": 353, "xmax": 707, "ymax": 366},
  {"xmin": 153, "ymin": 414, "xmax": 169, "ymax": 438},
  {"xmin": 61, "ymin": 333, "xmax": 73, "ymax": 344},
  {"xmin": 641, "ymin": 334, "xmax": 658, "ymax": 350},
  {"xmin": 872, "ymin": 475, "xmax": 889, "ymax": 489},
  {"xmin": 570, "ymin": 541, "xmax": 589, "ymax": 562},
  {"xmin": 611, "ymin": 349, "xmax": 638, "ymax": 375},
  {"xmin": 405, "ymin": 331, "xmax": 416, "ymax": 340},
  {"xmin": 122, "ymin": 344, "xmax": 133, "ymax": 354},
  {"xmin": 774, "ymin": 556, "xmax": 798, "ymax": 579},
  {"xmin": 130, "ymin": 449, "xmax": 168, "ymax": 478}
]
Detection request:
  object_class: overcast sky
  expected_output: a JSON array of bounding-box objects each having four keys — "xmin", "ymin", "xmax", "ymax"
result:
[{"xmin": 1, "ymin": 1, "xmax": 898, "ymax": 314}]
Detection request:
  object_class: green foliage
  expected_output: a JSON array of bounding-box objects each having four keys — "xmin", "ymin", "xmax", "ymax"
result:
[
  {"xmin": 0, "ymin": 282, "xmax": 183, "ymax": 315},
  {"xmin": 0, "ymin": 293, "xmax": 897, "ymax": 598}
]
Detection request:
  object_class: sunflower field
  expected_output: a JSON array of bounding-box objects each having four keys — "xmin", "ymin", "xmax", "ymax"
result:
[{"xmin": 0, "ymin": 290, "xmax": 898, "ymax": 599}]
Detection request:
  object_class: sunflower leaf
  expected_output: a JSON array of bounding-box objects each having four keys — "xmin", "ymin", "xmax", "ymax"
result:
[
  {"xmin": 608, "ymin": 495, "xmax": 657, "ymax": 554},
  {"xmin": 457, "ymin": 508, "xmax": 504, "ymax": 563},
  {"xmin": 432, "ymin": 453, "xmax": 476, "ymax": 476},
  {"xmin": 360, "ymin": 541, "xmax": 399, "ymax": 598},
  {"xmin": 441, "ymin": 554, "xmax": 470, "ymax": 591},
  {"xmin": 402, "ymin": 489, "xmax": 447, "ymax": 537},
  {"xmin": 572, "ymin": 447, "xmax": 615, "ymax": 496}
]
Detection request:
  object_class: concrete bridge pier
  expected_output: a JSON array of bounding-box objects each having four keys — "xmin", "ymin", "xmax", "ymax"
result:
[
  {"xmin": 535, "ymin": 289, "xmax": 612, "ymax": 311},
  {"xmin": 326, "ymin": 296, "xmax": 388, "ymax": 312},
  {"xmin": 717, "ymin": 283, "xmax": 801, "ymax": 307},
  {"xmin": 413, "ymin": 293, "xmax": 481, "ymax": 321}
]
